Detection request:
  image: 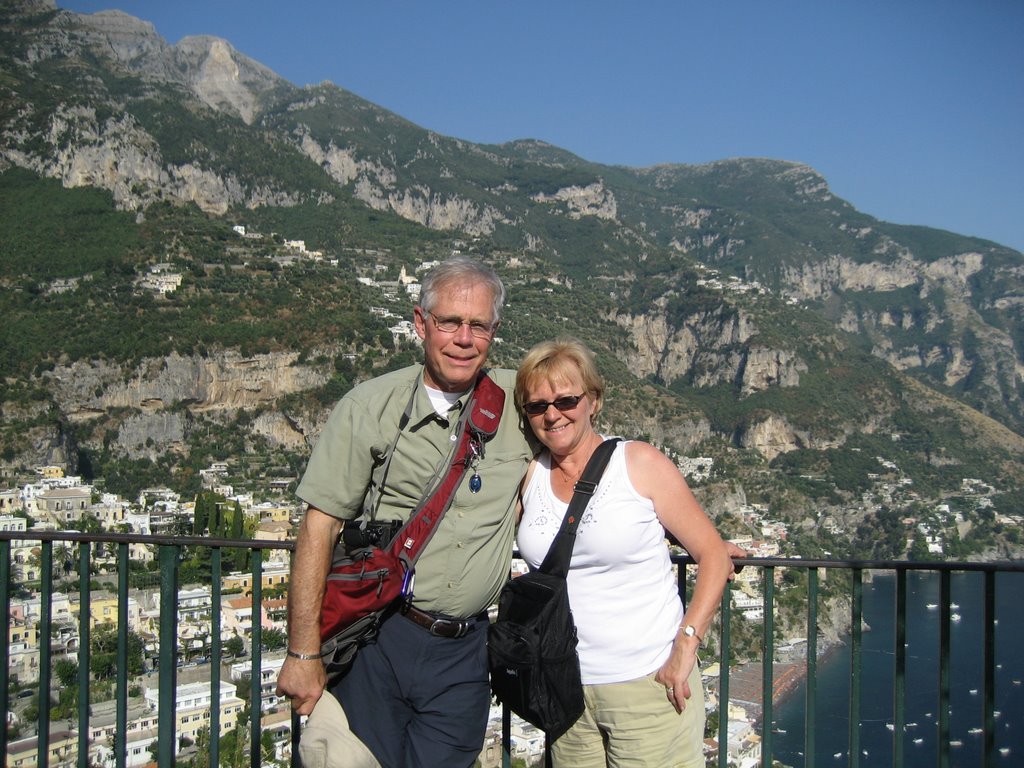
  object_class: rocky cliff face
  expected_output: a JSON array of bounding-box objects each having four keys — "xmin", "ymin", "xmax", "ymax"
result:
[
  {"xmin": 46, "ymin": 350, "xmax": 328, "ymax": 416},
  {"xmin": 532, "ymin": 181, "xmax": 618, "ymax": 221},
  {"xmin": 613, "ymin": 305, "xmax": 805, "ymax": 396},
  {"xmin": 5, "ymin": 104, "xmax": 266, "ymax": 214},
  {"xmin": 36, "ymin": 350, "xmax": 330, "ymax": 462},
  {"xmin": 3, "ymin": 3, "xmax": 290, "ymax": 213},
  {"xmin": 610, "ymin": 306, "xmax": 817, "ymax": 458},
  {"xmin": 64, "ymin": 10, "xmax": 284, "ymax": 121},
  {"xmin": 780, "ymin": 249, "xmax": 985, "ymax": 303},
  {"xmin": 778, "ymin": 246, "xmax": 1021, "ymax": 424}
]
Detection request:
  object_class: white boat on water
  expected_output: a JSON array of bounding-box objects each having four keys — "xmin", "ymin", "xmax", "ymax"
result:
[
  {"xmin": 950, "ymin": 740, "xmax": 963, "ymax": 747},
  {"xmin": 926, "ymin": 603, "xmax": 938, "ymax": 609},
  {"xmin": 913, "ymin": 738, "xmax": 924, "ymax": 745},
  {"xmin": 951, "ymin": 613, "xmax": 962, "ymax": 622},
  {"xmin": 969, "ymin": 727, "xmax": 983, "ymax": 735}
]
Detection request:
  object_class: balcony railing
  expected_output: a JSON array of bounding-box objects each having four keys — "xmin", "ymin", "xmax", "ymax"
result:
[{"xmin": 2, "ymin": 530, "xmax": 1021, "ymax": 768}]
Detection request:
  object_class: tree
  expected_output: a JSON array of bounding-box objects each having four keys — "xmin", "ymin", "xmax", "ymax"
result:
[
  {"xmin": 219, "ymin": 701, "xmax": 252, "ymax": 768},
  {"xmin": 260, "ymin": 730, "xmax": 280, "ymax": 767},
  {"xmin": 185, "ymin": 726, "xmax": 212, "ymax": 768},
  {"xmin": 261, "ymin": 627, "xmax": 286, "ymax": 652},
  {"xmin": 193, "ymin": 492, "xmax": 211, "ymax": 535},
  {"xmin": 230, "ymin": 501, "xmax": 243, "ymax": 538},
  {"xmin": 54, "ymin": 658, "xmax": 78, "ymax": 688},
  {"xmin": 229, "ymin": 500, "xmax": 248, "ymax": 571},
  {"xmin": 224, "ymin": 635, "xmax": 245, "ymax": 658},
  {"xmin": 53, "ymin": 543, "xmax": 76, "ymax": 577},
  {"xmin": 91, "ymin": 625, "xmax": 145, "ymax": 679}
]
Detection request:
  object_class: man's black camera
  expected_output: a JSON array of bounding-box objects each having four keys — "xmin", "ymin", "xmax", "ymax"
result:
[{"xmin": 342, "ymin": 520, "xmax": 403, "ymax": 550}]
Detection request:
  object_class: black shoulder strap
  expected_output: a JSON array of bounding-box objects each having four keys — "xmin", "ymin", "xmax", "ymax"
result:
[{"xmin": 539, "ymin": 438, "xmax": 621, "ymax": 577}]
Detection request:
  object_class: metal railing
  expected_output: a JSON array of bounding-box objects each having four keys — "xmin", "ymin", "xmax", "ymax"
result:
[
  {"xmin": 697, "ymin": 557, "xmax": 1024, "ymax": 768},
  {"xmin": 2, "ymin": 531, "xmax": 1021, "ymax": 768}
]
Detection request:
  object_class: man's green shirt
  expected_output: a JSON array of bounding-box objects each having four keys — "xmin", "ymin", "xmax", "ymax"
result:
[{"xmin": 297, "ymin": 365, "xmax": 534, "ymax": 617}]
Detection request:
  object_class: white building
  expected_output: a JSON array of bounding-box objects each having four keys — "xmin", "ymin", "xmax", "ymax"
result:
[{"xmin": 143, "ymin": 680, "xmax": 245, "ymax": 754}]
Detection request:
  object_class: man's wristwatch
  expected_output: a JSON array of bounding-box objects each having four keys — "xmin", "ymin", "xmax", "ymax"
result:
[{"xmin": 680, "ymin": 624, "xmax": 703, "ymax": 642}]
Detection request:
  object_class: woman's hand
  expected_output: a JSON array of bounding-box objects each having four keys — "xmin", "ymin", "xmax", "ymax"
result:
[{"xmin": 654, "ymin": 632, "xmax": 700, "ymax": 714}]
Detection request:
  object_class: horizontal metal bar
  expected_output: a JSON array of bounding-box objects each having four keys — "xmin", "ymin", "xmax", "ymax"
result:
[{"xmin": 4, "ymin": 529, "xmax": 1022, "ymax": 573}]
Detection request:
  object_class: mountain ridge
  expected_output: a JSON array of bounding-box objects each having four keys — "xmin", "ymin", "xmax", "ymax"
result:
[{"xmin": 1, "ymin": 1, "xmax": 1021, "ymax": 560}]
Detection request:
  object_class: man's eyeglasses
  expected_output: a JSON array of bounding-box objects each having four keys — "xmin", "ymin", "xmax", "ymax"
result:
[
  {"xmin": 426, "ymin": 311, "xmax": 497, "ymax": 339},
  {"xmin": 522, "ymin": 394, "xmax": 585, "ymax": 416}
]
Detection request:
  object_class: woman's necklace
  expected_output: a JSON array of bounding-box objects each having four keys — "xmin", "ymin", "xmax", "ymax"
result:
[
  {"xmin": 552, "ymin": 435, "xmax": 602, "ymax": 488},
  {"xmin": 554, "ymin": 461, "xmax": 583, "ymax": 487}
]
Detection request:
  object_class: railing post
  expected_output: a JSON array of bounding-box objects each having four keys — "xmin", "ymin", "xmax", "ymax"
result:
[
  {"xmin": 0, "ymin": 540, "xmax": 10, "ymax": 763},
  {"xmin": 938, "ymin": 569, "xmax": 951, "ymax": 768},
  {"xmin": 116, "ymin": 541, "xmax": 129, "ymax": 768},
  {"xmin": 211, "ymin": 547, "xmax": 222, "ymax": 768},
  {"xmin": 894, "ymin": 569, "xmax": 907, "ymax": 768},
  {"xmin": 849, "ymin": 568, "xmax": 862, "ymax": 768},
  {"xmin": 983, "ymin": 570, "xmax": 995, "ymax": 768},
  {"xmin": 37, "ymin": 540, "xmax": 53, "ymax": 768},
  {"xmin": 251, "ymin": 547, "xmax": 263, "ymax": 768},
  {"xmin": 805, "ymin": 567, "xmax": 818, "ymax": 768},
  {"xmin": 761, "ymin": 565, "xmax": 775, "ymax": 768},
  {"xmin": 718, "ymin": 580, "xmax": 731, "ymax": 768},
  {"xmin": 158, "ymin": 544, "xmax": 180, "ymax": 768},
  {"xmin": 502, "ymin": 702, "xmax": 512, "ymax": 768},
  {"xmin": 77, "ymin": 542, "xmax": 91, "ymax": 768}
]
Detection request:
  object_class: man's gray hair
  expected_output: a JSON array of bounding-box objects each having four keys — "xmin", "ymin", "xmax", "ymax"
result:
[{"xmin": 419, "ymin": 256, "xmax": 506, "ymax": 323}]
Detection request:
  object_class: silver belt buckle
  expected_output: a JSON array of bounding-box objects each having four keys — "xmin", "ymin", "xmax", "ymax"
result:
[{"xmin": 430, "ymin": 617, "xmax": 468, "ymax": 637}]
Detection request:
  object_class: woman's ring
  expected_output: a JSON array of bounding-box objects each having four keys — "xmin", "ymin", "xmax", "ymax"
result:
[{"xmin": 667, "ymin": 687, "xmax": 674, "ymax": 695}]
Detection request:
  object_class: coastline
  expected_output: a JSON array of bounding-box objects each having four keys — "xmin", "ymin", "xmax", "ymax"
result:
[
  {"xmin": 717, "ymin": 638, "xmax": 845, "ymax": 731},
  {"xmin": 772, "ymin": 637, "xmax": 844, "ymax": 710}
]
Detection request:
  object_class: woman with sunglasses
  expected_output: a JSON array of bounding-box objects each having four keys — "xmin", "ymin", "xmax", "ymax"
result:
[{"xmin": 514, "ymin": 337, "xmax": 733, "ymax": 768}]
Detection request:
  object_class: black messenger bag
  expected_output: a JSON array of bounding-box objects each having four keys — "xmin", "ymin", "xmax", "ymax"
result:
[{"xmin": 487, "ymin": 438, "xmax": 620, "ymax": 740}]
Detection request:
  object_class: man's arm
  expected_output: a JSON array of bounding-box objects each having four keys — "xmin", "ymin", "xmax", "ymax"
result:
[{"xmin": 275, "ymin": 505, "xmax": 343, "ymax": 715}]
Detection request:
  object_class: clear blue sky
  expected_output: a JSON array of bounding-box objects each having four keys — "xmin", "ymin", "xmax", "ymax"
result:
[{"xmin": 59, "ymin": 0, "xmax": 1024, "ymax": 252}]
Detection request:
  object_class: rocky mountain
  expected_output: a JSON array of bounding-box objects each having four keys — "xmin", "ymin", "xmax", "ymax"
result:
[{"xmin": 2, "ymin": 0, "xmax": 1022, "ymax": 559}]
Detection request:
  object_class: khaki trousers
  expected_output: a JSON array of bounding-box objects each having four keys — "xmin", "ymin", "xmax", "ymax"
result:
[{"xmin": 551, "ymin": 663, "xmax": 706, "ymax": 768}]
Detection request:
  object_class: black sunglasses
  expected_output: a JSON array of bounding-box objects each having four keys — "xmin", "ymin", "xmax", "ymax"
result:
[{"xmin": 523, "ymin": 393, "xmax": 585, "ymax": 416}]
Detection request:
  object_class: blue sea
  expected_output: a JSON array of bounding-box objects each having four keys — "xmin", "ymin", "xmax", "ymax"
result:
[{"xmin": 770, "ymin": 570, "xmax": 1024, "ymax": 767}]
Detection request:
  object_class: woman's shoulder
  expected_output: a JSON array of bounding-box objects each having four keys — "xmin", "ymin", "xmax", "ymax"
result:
[
  {"xmin": 620, "ymin": 438, "xmax": 664, "ymax": 461},
  {"xmin": 621, "ymin": 440, "xmax": 679, "ymax": 491}
]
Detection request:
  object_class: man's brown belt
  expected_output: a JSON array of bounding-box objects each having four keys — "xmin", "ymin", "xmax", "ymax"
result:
[{"xmin": 400, "ymin": 605, "xmax": 485, "ymax": 638}]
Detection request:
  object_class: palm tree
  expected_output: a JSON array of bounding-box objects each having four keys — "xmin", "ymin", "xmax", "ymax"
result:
[{"xmin": 53, "ymin": 543, "xmax": 76, "ymax": 577}]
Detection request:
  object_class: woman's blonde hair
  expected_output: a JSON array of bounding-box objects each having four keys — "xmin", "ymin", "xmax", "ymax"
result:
[{"xmin": 515, "ymin": 337, "xmax": 604, "ymax": 424}]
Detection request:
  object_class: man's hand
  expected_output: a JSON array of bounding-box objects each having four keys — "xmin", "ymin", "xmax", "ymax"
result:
[
  {"xmin": 277, "ymin": 506, "xmax": 342, "ymax": 715},
  {"xmin": 276, "ymin": 656, "xmax": 327, "ymax": 716}
]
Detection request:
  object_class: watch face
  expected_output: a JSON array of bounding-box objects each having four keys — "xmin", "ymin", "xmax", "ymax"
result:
[{"xmin": 684, "ymin": 625, "xmax": 695, "ymax": 637}]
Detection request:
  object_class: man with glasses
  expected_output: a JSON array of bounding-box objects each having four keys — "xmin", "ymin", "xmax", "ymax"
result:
[{"xmin": 277, "ymin": 256, "xmax": 535, "ymax": 768}]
